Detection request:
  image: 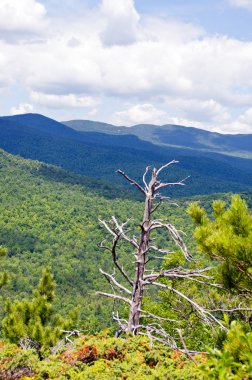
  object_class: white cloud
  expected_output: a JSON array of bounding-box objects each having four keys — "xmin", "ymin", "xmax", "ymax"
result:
[
  {"xmin": 0, "ymin": 0, "xmax": 47, "ymax": 42},
  {"xmin": 100, "ymin": 0, "xmax": 140, "ymax": 46},
  {"xmin": 5, "ymin": 0, "xmax": 252, "ymax": 108},
  {"xmin": 142, "ymin": 16, "xmax": 204, "ymax": 44},
  {"xmin": 1, "ymin": 0, "xmax": 252, "ymax": 133},
  {"xmin": 113, "ymin": 103, "xmax": 169, "ymax": 125},
  {"xmin": 10, "ymin": 103, "xmax": 34, "ymax": 115},
  {"xmin": 0, "ymin": 43, "xmax": 14, "ymax": 88},
  {"xmin": 30, "ymin": 92, "xmax": 100, "ymax": 109},
  {"xmin": 225, "ymin": 107, "xmax": 252, "ymax": 134},
  {"xmin": 205, "ymin": 108, "xmax": 252, "ymax": 134},
  {"xmin": 228, "ymin": 0, "xmax": 252, "ymax": 11},
  {"xmin": 88, "ymin": 108, "xmax": 99, "ymax": 117},
  {"xmin": 167, "ymin": 98, "xmax": 231, "ymax": 124},
  {"xmin": 112, "ymin": 102, "xmax": 252, "ymax": 134},
  {"xmin": 45, "ymin": 33, "xmax": 251, "ymax": 107},
  {"xmin": 111, "ymin": 103, "xmax": 219, "ymax": 132},
  {"xmin": 0, "ymin": 71, "xmax": 12, "ymax": 88},
  {"xmin": 239, "ymin": 107, "xmax": 252, "ymax": 124}
]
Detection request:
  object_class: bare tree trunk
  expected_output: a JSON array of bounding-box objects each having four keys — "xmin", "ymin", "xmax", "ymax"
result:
[
  {"xmin": 97, "ymin": 162, "xmax": 229, "ymax": 345},
  {"xmin": 128, "ymin": 171, "xmax": 156, "ymax": 332}
]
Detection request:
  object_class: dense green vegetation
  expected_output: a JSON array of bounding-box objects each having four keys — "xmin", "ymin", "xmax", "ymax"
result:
[
  {"xmin": 0, "ymin": 147, "xmax": 251, "ymax": 378},
  {"xmin": 3, "ymin": 268, "xmax": 79, "ymax": 358},
  {"xmin": 189, "ymin": 195, "xmax": 252, "ymax": 295},
  {"xmin": 0, "ymin": 333, "xmax": 205, "ymax": 379},
  {"xmin": 0, "ymin": 149, "xmax": 141, "ymax": 328},
  {"xmin": 0, "ymin": 149, "xmax": 200, "ymax": 328},
  {"xmin": 0, "ymin": 325, "xmax": 251, "ymax": 379}
]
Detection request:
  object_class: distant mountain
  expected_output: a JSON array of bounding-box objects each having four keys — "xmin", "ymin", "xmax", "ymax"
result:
[
  {"xmin": 0, "ymin": 113, "xmax": 252, "ymax": 197},
  {"xmin": 64, "ymin": 120, "xmax": 252, "ymax": 159}
]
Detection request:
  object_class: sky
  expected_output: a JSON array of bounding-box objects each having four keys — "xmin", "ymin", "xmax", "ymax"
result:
[{"xmin": 1, "ymin": 0, "xmax": 252, "ymax": 133}]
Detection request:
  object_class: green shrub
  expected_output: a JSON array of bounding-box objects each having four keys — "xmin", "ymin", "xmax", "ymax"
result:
[{"xmin": 201, "ymin": 321, "xmax": 252, "ymax": 379}]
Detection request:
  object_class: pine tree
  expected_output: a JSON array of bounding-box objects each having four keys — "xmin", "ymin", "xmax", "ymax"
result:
[
  {"xmin": 188, "ymin": 195, "xmax": 252, "ymax": 295},
  {"xmin": 3, "ymin": 268, "xmax": 78, "ymax": 357}
]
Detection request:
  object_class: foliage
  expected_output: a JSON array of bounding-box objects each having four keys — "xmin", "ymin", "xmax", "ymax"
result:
[
  {"xmin": 150, "ymin": 273, "xmax": 217, "ymax": 350},
  {"xmin": 0, "ymin": 246, "xmax": 8, "ymax": 290},
  {"xmin": 0, "ymin": 325, "xmax": 251, "ymax": 379},
  {"xmin": 0, "ymin": 333, "xmax": 204, "ymax": 379},
  {"xmin": 2, "ymin": 268, "xmax": 78, "ymax": 357},
  {"xmin": 188, "ymin": 195, "xmax": 252, "ymax": 295},
  {"xmin": 0, "ymin": 148, "xmax": 252, "ymax": 376},
  {"xmin": 0, "ymin": 148, "xmax": 199, "ymax": 330},
  {"xmin": 201, "ymin": 321, "xmax": 252, "ymax": 379}
]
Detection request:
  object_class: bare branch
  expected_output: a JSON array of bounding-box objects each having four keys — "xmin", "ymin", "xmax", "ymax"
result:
[
  {"xmin": 96, "ymin": 291, "xmax": 132, "ymax": 305},
  {"xmin": 152, "ymin": 281, "xmax": 227, "ymax": 330},
  {"xmin": 136, "ymin": 323, "xmax": 177, "ymax": 349},
  {"xmin": 150, "ymin": 222, "xmax": 192, "ymax": 261},
  {"xmin": 207, "ymin": 307, "xmax": 252, "ymax": 312},
  {"xmin": 156, "ymin": 160, "xmax": 178, "ymax": 177},
  {"xmin": 176, "ymin": 329, "xmax": 198, "ymax": 365},
  {"xmin": 143, "ymin": 166, "xmax": 150, "ymax": 190},
  {"xmin": 144, "ymin": 267, "xmax": 214, "ymax": 283},
  {"xmin": 99, "ymin": 219, "xmax": 117, "ymax": 238},
  {"xmin": 140, "ymin": 309, "xmax": 178, "ymax": 323},
  {"xmin": 149, "ymin": 245, "xmax": 172, "ymax": 255},
  {"xmin": 144, "ymin": 273, "xmax": 223, "ymax": 289},
  {"xmin": 155, "ymin": 176, "xmax": 190, "ymax": 191},
  {"xmin": 112, "ymin": 312, "xmax": 129, "ymax": 337},
  {"xmin": 151, "ymin": 200, "xmax": 162, "ymax": 214},
  {"xmin": 111, "ymin": 216, "xmax": 139, "ymax": 249},
  {"xmin": 146, "ymin": 256, "xmax": 172, "ymax": 261},
  {"xmin": 117, "ymin": 169, "xmax": 146, "ymax": 195},
  {"xmin": 182, "ymin": 277, "xmax": 223, "ymax": 288},
  {"xmin": 153, "ymin": 197, "xmax": 179, "ymax": 208},
  {"xmin": 60, "ymin": 330, "xmax": 81, "ymax": 343},
  {"xmin": 152, "ymin": 193, "xmax": 180, "ymax": 209},
  {"xmin": 99, "ymin": 269, "xmax": 132, "ymax": 294},
  {"xmin": 111, "ymin": 238, "xmax": 133, "ymax": 286},
  {"xmin": 99, "ymin": 219, "xmax": 134, "ymax": 286},
  {"xmin": 112, "ymin": 312, "xmax": 128, "ymax": 329}
]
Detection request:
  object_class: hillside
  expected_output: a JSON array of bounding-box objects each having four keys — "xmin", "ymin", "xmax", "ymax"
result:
[
  {"xmin": 0, "ymin": 114, "xmax": 252, "ymax": 197},
  {"xmin": 0, "ymin": 148, "xmax": 197, "ymax": 326},
  {"xmin": 64, "ymin": 119, "xmax": 252, "ymax": 158},
  {"xmin": 0, "ymin": 149, "xmax": 251, "ymax": 379},
  {"xmin": 0, "ymin": 148, "xmax": 251, "ymax": 321}
]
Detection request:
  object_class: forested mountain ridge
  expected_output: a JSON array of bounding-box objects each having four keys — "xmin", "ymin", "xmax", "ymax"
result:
[
  {"xmin": 0, "ymin": 113, "xmax": 252, "ymax": 197},
  {"xmin": 64, "ymin": 119, "xmax": 252, "ymax": 158}
]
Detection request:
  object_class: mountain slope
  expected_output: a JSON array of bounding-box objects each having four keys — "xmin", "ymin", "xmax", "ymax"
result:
[
  {"xmin": 2, "ymin": 113, "xmax": 78, "ymax": 139},
  {"xmin": 0, "ymin": 148, "xmax": 194, "ymax": 327},
  {"xmin": 0, "ymin": 113, "xmax": 252, "ymax": 197},
  {"xmin": 64, "ymin": 119, "xmax": 252, "ymax": 158},
  {"xmin": 0, "ymin": 148, "xmax": 251, "ymax": 328}
]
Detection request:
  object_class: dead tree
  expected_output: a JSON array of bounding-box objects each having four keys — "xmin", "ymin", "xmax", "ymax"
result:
[{"xmin": 97, "ymin": 161, "xmax": 227, "ymax": 347}]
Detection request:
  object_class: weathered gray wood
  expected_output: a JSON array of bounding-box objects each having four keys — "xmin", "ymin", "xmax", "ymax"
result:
[{"xmin": 97, "ymin": 162, "xmax": 227, "ymax": 344}]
